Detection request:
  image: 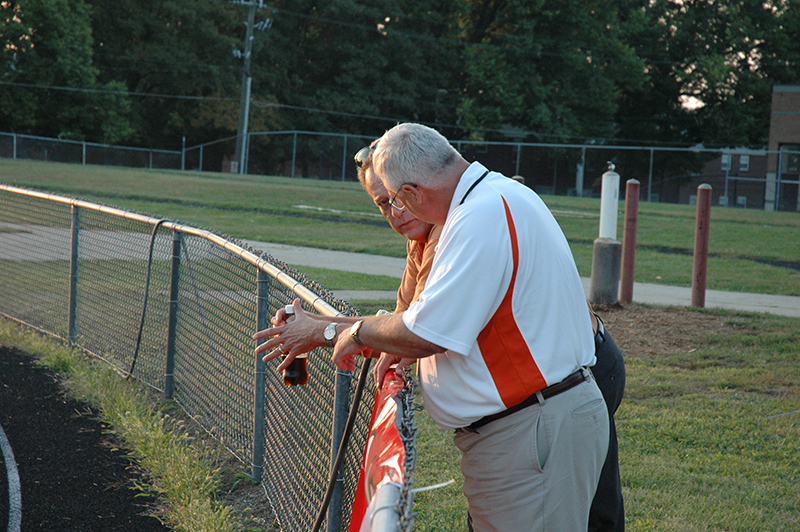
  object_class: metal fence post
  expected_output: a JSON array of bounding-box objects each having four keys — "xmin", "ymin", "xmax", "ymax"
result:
[
  {"xmin": 775, "ymin": 150, "xmax": 783, "ymax": 210},
  {"xmin": 245, "ymin": 132, "xmax": 251, "ymax": 174},
  {"xmin": 341, "ymin": 135, "xmax": 348, "ymax": 181},
  {"xmin": 292, "ymin": 131, "xmax": 297, "ymax": 178},
  {"xmin": 165, "ymin": 230, "xmax": 182, "ymax": 399},
  {"xmin": 328, "ymin": 368, "xmax": 352, "ymax": 532},
  {"xmin": 252, "ymin": 269, "xmax": 270, "ymax": 481},
  {"xmin": 647, "ymin": 148, "xmax": 654, "ymax": 202},
  {"xmin": 68, "ymin": 205, "xmax": 80, "ymax": 346}
]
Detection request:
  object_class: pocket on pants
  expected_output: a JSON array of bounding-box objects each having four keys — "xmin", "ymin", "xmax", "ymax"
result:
[
  {"xmin": 571, "ymin": 397, "xmax": 606, "ymax": 419},
  {"xmin": 534, "ymin": 411, "xmax": 548, "ymax": 472}
]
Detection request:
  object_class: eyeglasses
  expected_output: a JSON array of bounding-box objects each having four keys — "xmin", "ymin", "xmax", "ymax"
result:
[
  {"xmin": 354, "ymin": 145, "xmax": 374, "ymax": 168},
  {"xmin": 388, "ymin": 183, "xmax": 417, "ymax": 211}
]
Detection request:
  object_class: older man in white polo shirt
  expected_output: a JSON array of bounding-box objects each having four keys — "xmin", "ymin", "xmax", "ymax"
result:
[{"xmin": 262, "ymin": 123, "xmax": 608, "ymax": 531}]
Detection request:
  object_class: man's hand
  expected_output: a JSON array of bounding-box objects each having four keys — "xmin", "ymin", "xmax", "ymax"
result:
[
  {"xmin": 271, "ymin": 303, "xmax": 296, "ymax": 326},
  {"xmin": 332, "ymin": 329, "xmax": 369, "ymax": 372},
  {"xmin": 253, "ymin": 298, "xmax": 317, "ymax": 371},
  {"xmin": 373, "ymin": 353, "xmax": 414, "ymax": 386}
]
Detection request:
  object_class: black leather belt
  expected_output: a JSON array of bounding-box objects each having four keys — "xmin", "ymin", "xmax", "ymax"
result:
[{"xmin": 461, "ymin": 369, "xmax": 589, "ymax": 432}]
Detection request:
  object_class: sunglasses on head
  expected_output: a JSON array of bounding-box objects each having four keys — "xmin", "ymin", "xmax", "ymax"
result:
[{"xmin": 354, "ymin": 142, "xmax": 379, "ymax": 168}]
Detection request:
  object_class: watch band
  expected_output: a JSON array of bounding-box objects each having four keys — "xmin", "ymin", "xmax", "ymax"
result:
[{"xmin": 350, "ymin": 320, "xmax": 365, "ymax": 346}]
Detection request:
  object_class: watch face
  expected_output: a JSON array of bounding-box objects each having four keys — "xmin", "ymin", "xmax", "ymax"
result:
[
  {"xmin": 350, "ymin": 320, "xmax": 364, "ymax": 345},
  {"xmin": 324, "ymin": 323, "xmax": 336, "ymax": 340}
]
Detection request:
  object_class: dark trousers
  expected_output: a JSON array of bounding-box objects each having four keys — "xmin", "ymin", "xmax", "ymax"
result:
[{"xmin": 589, "ymin": 318, "xmax": 626, "ymax": 532}]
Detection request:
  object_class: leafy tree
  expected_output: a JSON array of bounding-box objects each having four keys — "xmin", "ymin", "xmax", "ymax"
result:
[
  {"xmin": 88, "ymin": 0, "xmax": 243, "ymax": 148},
  {"xmin": 6, "ymin": 0, "xmax": 800, "ymax": 152},
  {"xmin": 0, "ymin": 0, "xmax": 133, "ymax": 143},
  {"xmin": 257, "ymin": 0, "xmax": 461, "ymax": 136},
  {"xmin": 615, "ymin": 0, "xmax": 800, "ymax": 148},
  {"xmin": 431, "ymin": 0, "xmax": 644, "ymax": 142}
]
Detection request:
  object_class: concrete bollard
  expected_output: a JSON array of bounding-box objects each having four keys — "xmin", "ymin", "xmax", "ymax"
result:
[
  {"xmin": 620, "ymin": 179, "xmax": 640, "ymax": 304},
  {"xmin": 590, "ymin": 238, "xmax": 622, "ymax": 304},
  {"xmin": 589, "ymin": 163, "xmax": 623, "ymax": 305},
  {"xmin": 691, "ymin": 184, "xmax": 712, "ymax": 307}
]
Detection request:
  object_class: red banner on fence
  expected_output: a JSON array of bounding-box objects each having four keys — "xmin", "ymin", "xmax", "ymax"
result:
[{"xmin": 349, "ymin": 368, "xmax": 406, "ymax": 532}]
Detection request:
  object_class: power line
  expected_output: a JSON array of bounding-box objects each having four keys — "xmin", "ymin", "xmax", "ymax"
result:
[
  {"xmin": 0, "ymin": 79, "xmax": 714, "ymax": 145},
  {"xmin": 0, "ymin": 80, "xmax": 238, "ymax": 101}
]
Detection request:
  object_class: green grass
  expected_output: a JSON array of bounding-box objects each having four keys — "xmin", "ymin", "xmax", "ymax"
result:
[
  {"xmin": 2, "ymin": 158, "xmax": 799, "ymax": 295},
  {"xmin": 288, "ymin": 266, "xmax": 400, "ymax": 291},
  {"xmin": 620, "ymin": 343, "xmax": 800, "ymax": 530},
  {"xmin": 3, "ymin": 159, "xmax": 800, "ymax": 531},
  {"xmin": 408, "ymin": 309, "xmax": 800, "ymax": 531},
  {"xmin": 4, "ymin": 309, "xmax": 799, "ymax": 531}
]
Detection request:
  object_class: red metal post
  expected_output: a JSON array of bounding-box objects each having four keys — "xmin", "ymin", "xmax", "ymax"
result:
[
  {"xmin": 691, "ymin": 184, "xmax": 712, "ymax": 307},
  {"xmin": 620, "ymin": 179, "xmax": 640, "ymax": 303}
]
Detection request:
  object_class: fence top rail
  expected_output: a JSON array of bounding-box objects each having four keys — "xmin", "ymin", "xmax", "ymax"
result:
[
  {"xmin": 0, "ymin": 132, "xmax": 181, "ymax": 155},
  {"xmin": 198, "ymin": 129, "xmax": 791, "ymax": 156},
  {"xmin": 6, "ymin": 129, "xmax": 798, "ymax": 157},
  {"xmin": 0, "ymin": 183, "xmax": 342, "ymax": 318},
  {"xmin": 184, "ymin": 134, "xmax": 238, "ymax": 150}
]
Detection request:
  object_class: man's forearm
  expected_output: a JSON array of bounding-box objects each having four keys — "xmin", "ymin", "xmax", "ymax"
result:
[{"xmin": 337, "ymin": 312, "xmax": 442, "ymax": 360}]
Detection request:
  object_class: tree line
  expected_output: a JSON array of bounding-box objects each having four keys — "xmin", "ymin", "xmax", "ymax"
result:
[{"xmin": 2, "ymin": 0, "xmax": 798, "ymax": 151}]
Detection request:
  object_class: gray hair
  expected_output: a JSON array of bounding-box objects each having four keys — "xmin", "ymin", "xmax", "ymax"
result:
[{"xmin": 373, "ymin": 123, "xmax": 459, "ymax": 190}]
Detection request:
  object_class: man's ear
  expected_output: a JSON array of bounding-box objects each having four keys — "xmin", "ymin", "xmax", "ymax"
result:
[{"xmin": 403, "ymin": 183, "xmax": 423, "ymax": 205}]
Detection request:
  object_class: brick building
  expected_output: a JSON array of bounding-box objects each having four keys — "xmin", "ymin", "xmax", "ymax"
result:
[
  {"xmin": 678, "ymin": 85, "xmax": 800, "ymax": 211},
  {"xmin": 765, "ymin": 85, "xmax": 800, "ymax": 211}
]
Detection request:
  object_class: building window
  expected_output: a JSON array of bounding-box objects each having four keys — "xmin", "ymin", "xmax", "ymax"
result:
[
  {"xmin": 721, "ymin": 153, "xmax": 732, "ymax": 171},
  {"xmin": 781, "ymin": 144, "xmax": 800, "ymax": 173},
  {"xmin": 739, "ymin": 155, "xmax": 750, "ymax": 172}
]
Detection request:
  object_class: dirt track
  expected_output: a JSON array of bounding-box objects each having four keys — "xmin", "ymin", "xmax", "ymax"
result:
[{"xmin": 0, "ymin": 345, "xmax": 169, "ymax": 532}]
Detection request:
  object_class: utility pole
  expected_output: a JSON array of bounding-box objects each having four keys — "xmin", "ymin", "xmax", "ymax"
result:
[{"xmin": 233, "ymin": 0, "xmax": 271, "ymax": 174}]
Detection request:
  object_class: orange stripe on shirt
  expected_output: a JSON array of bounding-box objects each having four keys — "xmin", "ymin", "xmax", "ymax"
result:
[{"xmin": 477, "ymin": 198, "xmax": 547, "ymax": 407}]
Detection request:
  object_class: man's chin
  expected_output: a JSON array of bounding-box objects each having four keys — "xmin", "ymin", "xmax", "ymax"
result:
[{"xmin": 400, "ymin": 223, "xmax": 429, "ymax": 242}]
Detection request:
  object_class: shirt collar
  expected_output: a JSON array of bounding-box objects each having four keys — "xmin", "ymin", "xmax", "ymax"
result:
[{"xmin": 448, "ymin": 162, "xmax": 490, "ymax": 214}]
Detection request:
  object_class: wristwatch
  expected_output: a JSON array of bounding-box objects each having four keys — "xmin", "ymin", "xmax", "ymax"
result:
[
  {"xmin": 349, "ymin": 320, "xmax": 365, "ymax": 346},
  {"xmin": 323, "ymin": 322, "xmax": 338, "ymax": 347}
]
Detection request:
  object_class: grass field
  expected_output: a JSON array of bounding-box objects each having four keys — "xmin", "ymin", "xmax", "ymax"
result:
[
  {"xmin": 2, "ymin": 159, "xmax": 799, "ymax": 531},
  {"xmin": 1, "ymin": 159, "xmax": 799, "ymax": 296}
]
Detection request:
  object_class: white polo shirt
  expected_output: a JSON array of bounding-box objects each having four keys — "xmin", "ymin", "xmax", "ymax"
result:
[{"xmin": 403, "ymin": 162, "xmax": 595, "ymax": 429}]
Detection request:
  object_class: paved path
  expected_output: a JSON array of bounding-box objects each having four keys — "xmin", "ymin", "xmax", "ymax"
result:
[{"xmin": 244, "ymin": 240, "xmax": 800, "ymax": 319}]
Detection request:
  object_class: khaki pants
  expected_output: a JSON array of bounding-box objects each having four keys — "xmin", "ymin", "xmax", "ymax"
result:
[{"xmin": 454, "ymin": 375, "xmax": 609, "ymax": 532}]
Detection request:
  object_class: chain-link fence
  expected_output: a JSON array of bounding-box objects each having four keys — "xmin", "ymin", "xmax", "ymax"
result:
[
  {"xmin": 0, "ymin": 132, "xmax": 183, "ymax": 170},
  {"xmin": 0, "ymin": 184, "xmax": 415, "ymax": 532},
  {"xmin": 184, "ymin": 132, "xmax": 800, "ymax": 213},
  {"xmin": 4, "ymin": 129, "xmax": 799, "ymax": 212}
]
